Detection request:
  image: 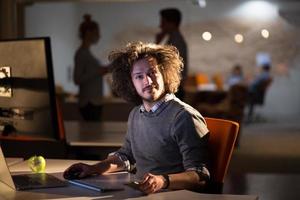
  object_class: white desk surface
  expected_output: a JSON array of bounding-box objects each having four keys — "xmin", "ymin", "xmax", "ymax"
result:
[
  {"xmin": 1, "ymin": 159, "xmax": 258, "ymax": 200},
  {"xmin": 64, "ymin": 121, "xmax": 127, "ymax": 147},
  {"xmin": 5, "ymin": 158, "xmax": 24, "ymax": 167},
  {"xmin": 8, "ymin": 159, "xmax": 98, "ymax": 173}
]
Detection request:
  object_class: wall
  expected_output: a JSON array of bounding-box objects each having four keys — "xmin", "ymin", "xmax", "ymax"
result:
[
  {"xmin": 24, "ymin": 0, "xmax": 300, "ymax": 120},
  {"xmin": 25, "ymin": 2, "xmax": 79, "ymax": 92}
]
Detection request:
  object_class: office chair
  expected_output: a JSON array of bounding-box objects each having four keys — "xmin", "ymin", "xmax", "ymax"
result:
[
  {"xmin": 204, "ymin": 117, "xmax": 239, "ymax": 193},
  {"xmin": 247, "ymin": 77, "xmax": 273, "ymax": 122},
  {"xmin": 196, "ymin": 84, "xmax": 247, "ymax": 146}
]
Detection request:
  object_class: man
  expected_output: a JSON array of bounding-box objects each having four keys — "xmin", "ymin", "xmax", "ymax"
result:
[
  {"xmin": 156, "ymin": 8, "xmax": 188, "ymax": 100},
  {"xmin": 64, "ymin": 42, "xmax": 210, "ymax": 194}
]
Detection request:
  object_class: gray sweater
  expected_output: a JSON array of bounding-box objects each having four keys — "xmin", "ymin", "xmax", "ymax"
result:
[{"xmin": 117, "ymin": 97, "xmax": 210, "ymax": 178}]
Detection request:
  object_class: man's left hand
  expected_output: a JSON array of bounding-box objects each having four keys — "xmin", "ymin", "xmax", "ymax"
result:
[{"xmin": 139, "ymin": 173, "xmax": 166, "ymax": 194}]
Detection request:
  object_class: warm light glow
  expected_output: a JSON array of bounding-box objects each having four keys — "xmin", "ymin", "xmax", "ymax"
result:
[
  {"xmin": 230, "ymin": 1, "xmax": 278, "ymax": 21},
  {"xmin": 198, "ymin": 0, "xmax": 206, "ymax": 8},
  {"xmin": 261, "ymin": 29, "xmax": 270, "ymax": 38},
  {"xmin": 234, "ymin": 34, "xmax": 244, "ymax": 43},
  {"xmin": 202, "ymin": 31, "xmax": 212, "ymax": 41}
]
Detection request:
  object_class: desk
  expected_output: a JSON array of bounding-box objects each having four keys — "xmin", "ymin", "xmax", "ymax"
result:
[
  {"xmin": 5, "ymin": 158, "xmax": 24, "ymax": 167},
  {"xmin": 128, "ymin": 190, "xmax": 258, "ymax": 200},
  {"xmin": 1, "ymin": 159, "xmax": 258, "ymax": 200},
  {"xmin": 64, "ymin": 121, "xmax": 127, "ymax": 147}
]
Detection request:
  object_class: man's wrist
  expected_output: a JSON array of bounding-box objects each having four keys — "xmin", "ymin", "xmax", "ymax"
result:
[{"xmin": 161, "ymin": 174, "xmax": 170, "ymax": 189}]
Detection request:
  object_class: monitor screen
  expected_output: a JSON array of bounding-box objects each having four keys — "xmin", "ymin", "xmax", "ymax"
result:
[{"xmin": 0, "ymin": 37, "xmax": 59, "ymax": 140}]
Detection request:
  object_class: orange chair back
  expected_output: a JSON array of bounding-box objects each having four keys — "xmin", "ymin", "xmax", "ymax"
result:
[
  {"xmin": 212, "ymin": 73, "xmax": 224, "ymax": 90},
  {"xmin": 205, "ymin": 117, "xmax": 239, "ymax": 184},
  {"xmin": 195, "ymin": 73, "xmax": 209, "ymax": 85},
  {"xmin": 56, "ymin": 97, "xmax": 66, "ymax": 141}
]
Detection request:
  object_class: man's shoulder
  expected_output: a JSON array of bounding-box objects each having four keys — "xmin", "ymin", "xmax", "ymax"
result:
[
  {"xmin": 169, "ymin": 99, "xmax": 209, "ymax": 137},
  {"xmin": 168, "ymin": 31, "xmax": 187, "ymax": 46},
  {"xmin": 168, "ymin": 98, "xmax": 202, "ymax": 118}
]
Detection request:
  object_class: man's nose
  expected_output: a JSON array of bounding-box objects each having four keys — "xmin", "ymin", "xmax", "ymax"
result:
[{"xmin": 144, "ymin": 75, "xmax": 153, "ymax": 85}]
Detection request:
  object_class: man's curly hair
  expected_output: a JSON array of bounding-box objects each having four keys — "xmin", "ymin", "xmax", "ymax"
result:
[{"xmin": 108, "ymin": 41, "xmax": 183, "ymax": 105}]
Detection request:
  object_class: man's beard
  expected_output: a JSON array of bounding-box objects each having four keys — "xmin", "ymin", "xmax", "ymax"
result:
[{"xmin": 142, "ymin": 90, "xmax": 165, "ymax": 104}]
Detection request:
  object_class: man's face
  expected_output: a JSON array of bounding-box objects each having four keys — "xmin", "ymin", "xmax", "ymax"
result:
[
  {"xmin": 131, "ymin": 57, "xmax": 165, "ymax": 104},
  {"xmin": 160, "ymin": 18, "xmax": 172, "ymax": 33}
]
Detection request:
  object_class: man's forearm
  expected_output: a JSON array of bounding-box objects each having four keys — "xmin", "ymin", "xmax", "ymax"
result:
[
  {"xmin": 92, "ymin": 155, "xmax": 126, "ymax": 174},
  {"xmin": 168, "ymin": 170, "xmax": 206, "ymax": 190}
]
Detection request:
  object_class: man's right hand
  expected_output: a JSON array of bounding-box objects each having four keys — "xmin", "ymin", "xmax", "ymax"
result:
[
  {"xmin": 63, "ymin": 155, "xmax": 125, "ymax": 180},
  {"xmin": 63, "ymin": 163, "xmax": 96, "ymax": 179},
  {"xmin": 155, "ymin": 32, "xmax": 167, "ymax": 44}
]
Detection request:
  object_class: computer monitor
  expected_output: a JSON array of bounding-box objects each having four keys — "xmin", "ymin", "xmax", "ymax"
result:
[{"xmin": 0, "ymin": 37, "xmax": 59, "ymax": 140}]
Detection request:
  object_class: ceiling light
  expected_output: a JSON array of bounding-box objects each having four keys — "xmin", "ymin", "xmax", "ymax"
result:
[
  {"xmin": 234, "ymin": 34, "xmax": 244, "ymax": 43},
  {"xmin": 198, "ymin": 0, "xmax": 206, "ymax": 8},
  {"xmin": 261, "ymin": 29, "xmax": 270, "ymax": 38},
  {"xmin": 202, "ymin": 31, "xmax": 212, "ymax": 41},
  {"xmin": 230, "ymin": 1, "xmax": 278, "ymax": 21}
]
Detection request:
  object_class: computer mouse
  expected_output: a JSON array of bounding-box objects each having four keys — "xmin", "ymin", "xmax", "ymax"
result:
[{"xmin": 63, "ymin": 169, "xmax": 82, "ymax": 180}]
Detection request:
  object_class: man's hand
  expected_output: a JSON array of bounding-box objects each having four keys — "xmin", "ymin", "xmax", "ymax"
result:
[
  {"xmin": 63, "ymin": 163, "xmax": 96, "ymax": 179},
  {"xmin": 139, "ymin": 173, "xmax": 166, "ymax": 194},
  {"xmin": 63, "ymin": 156, "xmax": 125, "ymax": 180},
  {"xmin": 155, "ymin": 32, "xmax": 167, "ymax": 44}
]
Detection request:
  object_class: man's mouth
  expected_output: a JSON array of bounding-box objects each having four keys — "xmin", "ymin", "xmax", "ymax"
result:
[{"xmin": 143, "ymin": 86, "xmax": 154, "ymax": 93}]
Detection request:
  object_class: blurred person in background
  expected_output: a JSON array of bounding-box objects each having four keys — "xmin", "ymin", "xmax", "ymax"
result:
[
  {"xmin": 74, "ymin": 14, "xmax": 109, "ymax": 121},
  {"xmin": 156, "ymin": 8, "xmax": 188, "ymax": 100},
  {"xmin": 227, "ymin": 64, "xmax": 245, "ymax": 88},
  {"xmin": 247, "ymin": 63, "xmax": 272, "ymax": 121}
]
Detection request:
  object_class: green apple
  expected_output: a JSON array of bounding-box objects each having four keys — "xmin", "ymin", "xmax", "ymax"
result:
[{"xmin": 28, "ymin": 155, "xmax": 46, "ymax": 173}]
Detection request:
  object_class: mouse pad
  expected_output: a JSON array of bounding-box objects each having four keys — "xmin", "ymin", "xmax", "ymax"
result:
[{"xmin": 68, "ymin": 172, "xmax": 130, "ymax": 192}]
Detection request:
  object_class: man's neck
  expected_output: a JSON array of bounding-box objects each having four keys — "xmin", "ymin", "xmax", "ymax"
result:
[
  {"xmin": 142, "ymin": 93, "xmax": 167, "ymax": 112},
  {"xmin": 143, "ymin": 101, "xmax": 156, "ymax": 112},
  {"xmin": 168, "ymin": 26, "xmax": 179, "ymax": 33}
]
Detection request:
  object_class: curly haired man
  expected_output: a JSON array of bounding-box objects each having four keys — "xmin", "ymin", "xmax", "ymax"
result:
[{"xmin": 64, "ymin": 42, "xmax": 210, "ymax": 194}]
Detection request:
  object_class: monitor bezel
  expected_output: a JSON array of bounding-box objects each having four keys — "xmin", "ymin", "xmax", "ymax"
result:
[{"xmin": 0, "ymin": 37, "xmax": 60, "ymax": 141}]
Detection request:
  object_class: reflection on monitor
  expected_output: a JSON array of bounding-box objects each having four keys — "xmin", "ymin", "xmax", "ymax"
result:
[{"xmin": 0, "ymin": 37, "xmax": 59, "ymax": 140}]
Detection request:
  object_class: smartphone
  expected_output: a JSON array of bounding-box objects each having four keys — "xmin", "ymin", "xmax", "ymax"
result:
[{"xmin": 124, "ymin": 181, "xmax": 141, "ymax": 190}]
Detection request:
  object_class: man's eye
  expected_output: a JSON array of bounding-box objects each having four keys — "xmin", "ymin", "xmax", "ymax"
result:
[{"xmin": 136, "ymin": 75, "xmax": 143, "ymax": 80}]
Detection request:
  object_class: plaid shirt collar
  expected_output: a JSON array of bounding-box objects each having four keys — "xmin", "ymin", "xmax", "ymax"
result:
[{"xmin": 140, "ymin": 93, "xmax": 174, "ymax": 113}]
